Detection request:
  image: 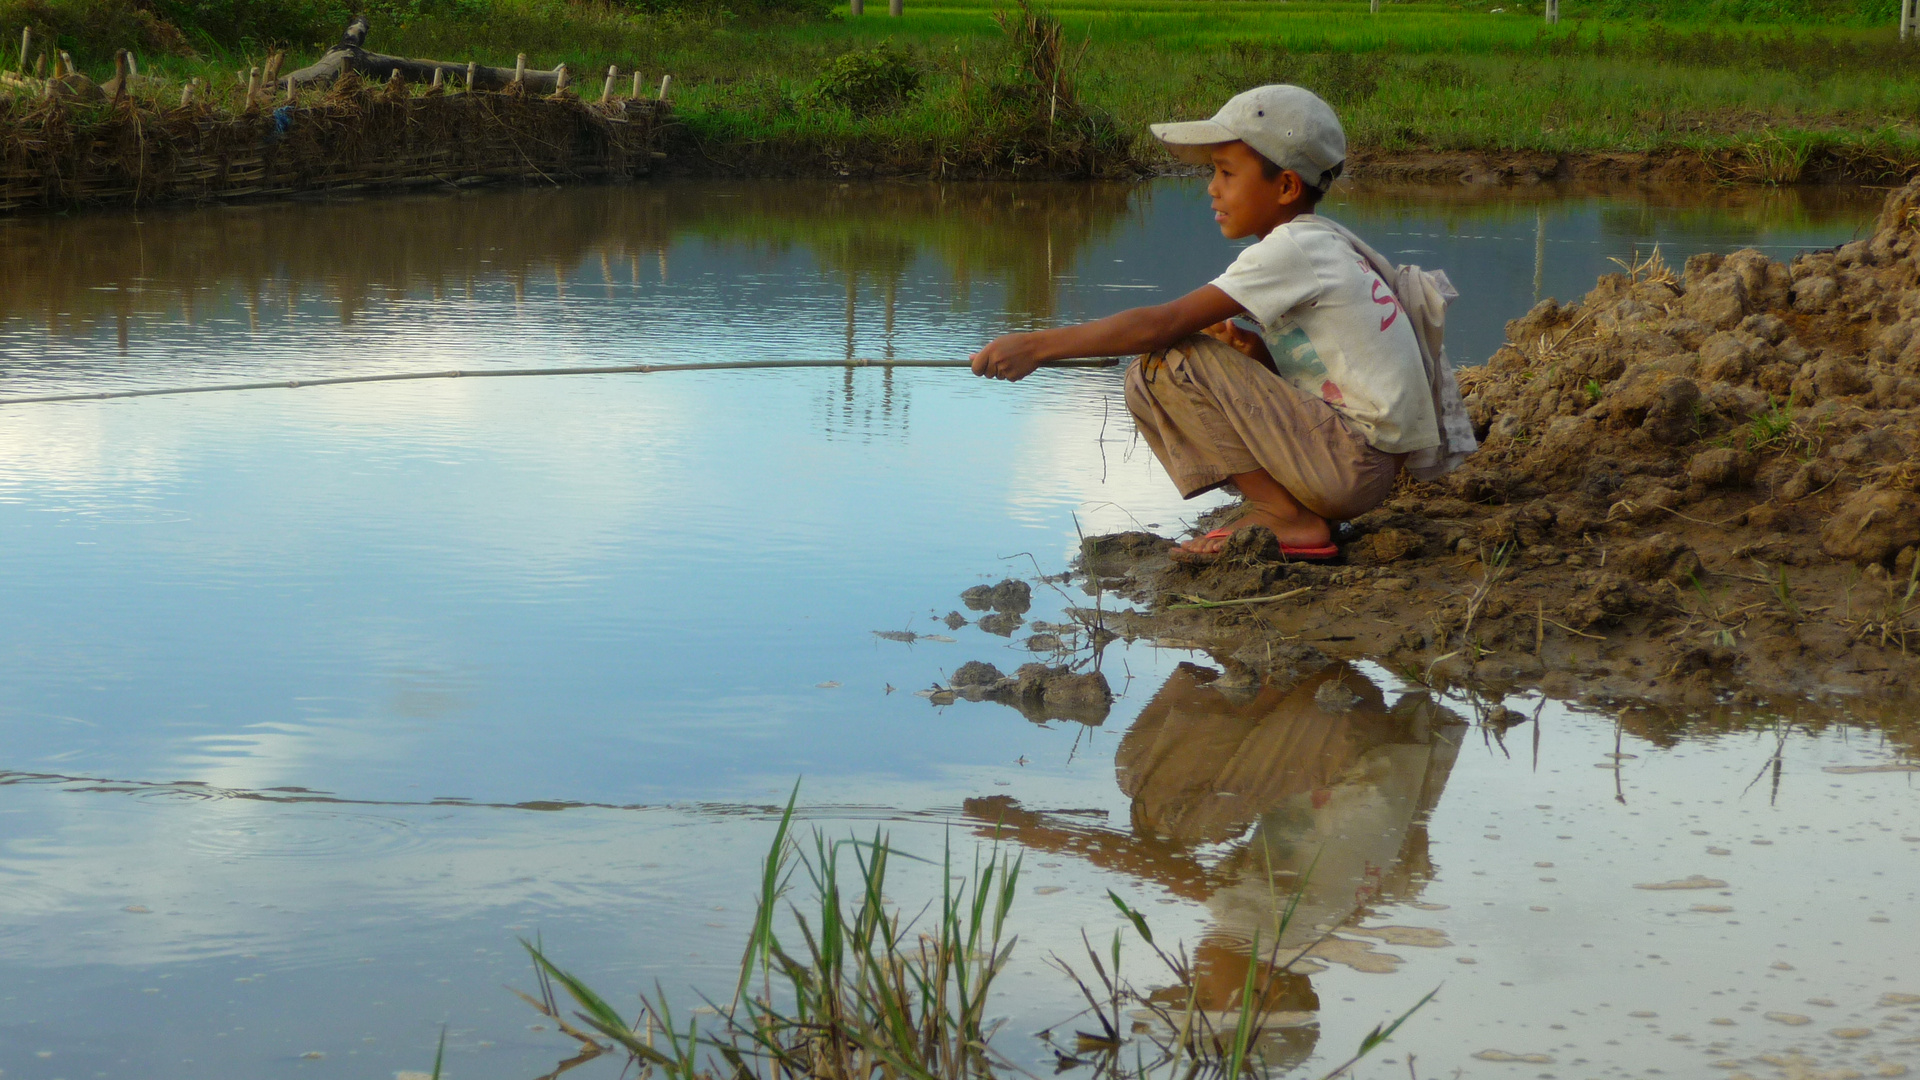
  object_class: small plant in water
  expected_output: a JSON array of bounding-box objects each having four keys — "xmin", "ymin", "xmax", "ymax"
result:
[{"xmin": 516, "ymin": 783, "xmax": 1435, "ymax": 1078}]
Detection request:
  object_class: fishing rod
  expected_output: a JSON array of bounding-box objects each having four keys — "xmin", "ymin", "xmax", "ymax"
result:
[{"xmin": 0, "ymin": 356, "xmax": 1124, "ymax": 407}]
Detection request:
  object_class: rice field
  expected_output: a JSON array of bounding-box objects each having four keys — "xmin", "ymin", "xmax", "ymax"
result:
[
  {"xmin": 372, "ymin": 0, "xmax": 1920, "ymax": 174},
  {"xmin": 7, "ymin": 0, "xmax": 1920, "ymax": 179}
]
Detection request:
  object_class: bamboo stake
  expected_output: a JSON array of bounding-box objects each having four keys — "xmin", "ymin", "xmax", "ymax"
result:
[
  {"xmin": 465, "ymin": 61, "xmax": 476, "ymax": 92},
  {"xmin": 631, "ymin": 70, "xmax": 642, "ymax": 98},
  {"xmin": 600, "ymin": 64, "xmax": 616, "ymax": 103},
  {"xmin": 514, "ymin": 53, "xmax": 526, "ymax": 84},
  {"xmin": 553, "ymin": 63, "xmax": 569, "ymax": 92},
  {"xmin": 246, "ymin": 66, "xmax": 259, "ymax": 102},
  {"xmin": 889, "ymin": 0, "xmax": 902, "ymax": 14},
  {"xmin": 430, "ymin": 66, "xmax": 443, "ymax": 90},
  {"xmin": 17, "ymin": 27, "xmax": 28, "ymax": 73},
  {"xmin": 180, "ymin": 79, "xmax": 194, "ymax": 106},
  {"xmin": 0, "ymin": 358, "xmax": 1123, "ymax": 408},
  {"xmin": 657, "ymin": 74, "xmax": 670, "ymax": 100}
]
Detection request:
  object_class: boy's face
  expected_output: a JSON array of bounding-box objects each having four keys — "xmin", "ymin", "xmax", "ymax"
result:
[{"xmin": 1206, "ymin": 141, "xmax": 1309, "ymax": 240}]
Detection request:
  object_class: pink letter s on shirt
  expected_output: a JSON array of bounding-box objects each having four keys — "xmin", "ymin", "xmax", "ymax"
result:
[{"xmin": 1370, "ymin": 277, "xmax": 1403, "ymax": 332}]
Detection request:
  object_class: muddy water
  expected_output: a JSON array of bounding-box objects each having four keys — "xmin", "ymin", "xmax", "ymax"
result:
[{"xmin": 1, "ymin": 180, "xmax": 1912, "ymax": 1080}]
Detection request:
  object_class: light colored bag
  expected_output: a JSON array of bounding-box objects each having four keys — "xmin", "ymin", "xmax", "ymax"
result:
[{"xmin": 1320, "ymin": 218, "xmax": 1479, "ymax": 482}]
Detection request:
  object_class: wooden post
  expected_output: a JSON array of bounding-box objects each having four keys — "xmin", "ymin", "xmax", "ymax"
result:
[
  {"xmin": 514, "ymin": 53, "xmax": 526, "ymax": 83},
  {"xmin": 246, "ymin": 66, "xmax": 259, "ymax": 101},
  {"xmin": 658, "ymin": 74, "xmax": 671, "ymax": 99},
  {"xmin": 1904, "ymin": 0, "xmax": 1918, "ymax": 41},
  {"xmin": 600, "ymin": 65, "xmax": 616, "ymax": 103},
  {"xmin": 1370, "ymin": 0, "xmax": 1379, "ymax": 12},
  {"xmin": 1545, "ymin": 0, "xmax": 1558, "ymax": 23},
  {"xmin": 127, "ymin": 51, "xmax": 137, "ymax": 76},
  {"xmin": 631, "ymin": 70, "xmax": 643, "ymax": 98},
  {"xmin": 18, "ymin": 28, "xmax": 28, "ymax": 73},
  {"xmin": 889, "ymin": 0, "xmax": 902, "ymax": 14},
  {"xmin": 466, "ymin": 61, "xmax": 476, "ymax": 91},
  {"xmin": 554, "ymin": 63, "xmax": 569, "ymax": 92},
  {"xmin": 181, "ymin": 79, "xmax": 194, "ymax": 106},
  {"xmin": 285, "ymin": 75, "xmax": 295, "ymax": 102},
  {"xmin": 430, "ymin": 66, "xmax": 443, "ymax": 89},
  {"xmin": 850, "ymin": 0, "xmax": 863, "ymax": 15}
]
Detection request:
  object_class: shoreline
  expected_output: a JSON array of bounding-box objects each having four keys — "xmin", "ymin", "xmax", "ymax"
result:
[
  {"xmin": 1, "ymin": 122, "xmax": 1910, "ymax": 217},
  {"xmin": 1062, "ymin": 178, "xmax": 1920, "ymax": 711}
]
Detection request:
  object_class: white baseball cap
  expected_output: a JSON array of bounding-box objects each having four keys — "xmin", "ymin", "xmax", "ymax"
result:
[{"xmin": 1151, "ymin": 85, "xmax": 1346, "ymax": 191}]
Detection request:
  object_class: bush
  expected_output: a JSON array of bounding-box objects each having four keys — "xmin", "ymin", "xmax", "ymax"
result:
[
  {"xmin": 807, "ymin": 43, "xmax": 922, "ymax": 116},
  {"xmin": 152, "ymin": 0, "xmax": 349, "ymax": 50},
  {"xmin": 1, "ymin": 0, "xmax": 195, "ymax": 61}
]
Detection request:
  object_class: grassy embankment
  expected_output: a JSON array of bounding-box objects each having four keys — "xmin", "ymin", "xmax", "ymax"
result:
[{"xmin": 6, "ymin": 0, "xmax": 1920, "ymax": 179}]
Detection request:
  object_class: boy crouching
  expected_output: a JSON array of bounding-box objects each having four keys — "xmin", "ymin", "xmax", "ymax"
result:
[{"xmin": 970, "ymin": 85, "xmax": 1469, "ymax": 560}]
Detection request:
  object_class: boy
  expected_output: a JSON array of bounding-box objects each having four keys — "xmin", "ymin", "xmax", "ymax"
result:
[{"xmin": 969, "ymin": 85, "xmax": 1446, "ymax": 560}]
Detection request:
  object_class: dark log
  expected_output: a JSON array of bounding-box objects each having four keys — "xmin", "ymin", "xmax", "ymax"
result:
[{"xmin": 280, "ymin": 15, "xmax": 568, "ymax": 93}]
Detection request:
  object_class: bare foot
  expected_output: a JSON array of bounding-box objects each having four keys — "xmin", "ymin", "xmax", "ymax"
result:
[{"xmin": 1177, "ymin": 502, "xmax": 1331, "ymax": 557}]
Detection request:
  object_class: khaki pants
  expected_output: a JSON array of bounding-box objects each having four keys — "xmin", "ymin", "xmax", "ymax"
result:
[{"xmin": 1123, "ymin": 335, "xmax": 1402, "ymax": 522}]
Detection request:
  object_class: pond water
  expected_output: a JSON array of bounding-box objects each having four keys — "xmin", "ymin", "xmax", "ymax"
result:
[{"xmin": 1, "ymin": 179, "xmax": 1914, "ymax": 1080}]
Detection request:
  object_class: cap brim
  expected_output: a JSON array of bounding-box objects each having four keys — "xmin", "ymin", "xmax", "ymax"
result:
[{"xmin": 1150, "ymin": 119, "xmax": 1235, "ymax": 165}]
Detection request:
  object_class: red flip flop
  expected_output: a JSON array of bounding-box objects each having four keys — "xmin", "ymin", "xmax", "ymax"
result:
[{"xmin": 1175, "ymin": 527, "xmax": 1341, "ymax": 564}]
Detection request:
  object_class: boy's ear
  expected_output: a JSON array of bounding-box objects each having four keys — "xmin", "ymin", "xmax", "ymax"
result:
[{"xmin": 1277, "ymin": 169, "xmax": 1305, "ymax": 205}]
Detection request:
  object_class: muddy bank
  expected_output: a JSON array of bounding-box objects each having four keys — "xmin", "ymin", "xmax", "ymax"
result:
[
  {"xmin": 1342, "ymin": 144, "xmax": 1915, "ymax": 187},
  {"xmin": 1072, "ymin": 179, "xmax": 1920, "ymax": 708},
  {"xmin": 659, "ymin": 142, "xmax": 1918, "ymax": 187}
]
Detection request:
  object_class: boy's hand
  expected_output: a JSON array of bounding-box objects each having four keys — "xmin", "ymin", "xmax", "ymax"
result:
[
  {"xmin": 970, "ymin": 334, "xmax": 1045, "ymax": 382},
  {"xmin": 1201, "ymin": 319, "xmax": 1262, "ymax": 358},
  {"xmin": 1202, "ymin": 320, "xmax": 1277, "ymax": 374}
]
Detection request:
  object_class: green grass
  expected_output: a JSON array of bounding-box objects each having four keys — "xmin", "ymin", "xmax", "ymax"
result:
[
  {"xmin": 8, "ymin": 0, "xmax": 1920, "ymax": 179},
  {"xmin": 315, "ymin": 0, "xmax": 1920, "ymax": 176},
  {"xmin": 514, "ymin": 783, "xmax": 1438, "ymax": 1079}
]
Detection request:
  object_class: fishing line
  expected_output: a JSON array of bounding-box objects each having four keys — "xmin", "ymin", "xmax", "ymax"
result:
[{"xmin": 0, "ymin": 356, "xmax": 1124, "ymax": 407}]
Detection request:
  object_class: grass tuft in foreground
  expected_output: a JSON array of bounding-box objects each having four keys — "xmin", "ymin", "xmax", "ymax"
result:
[{"xmin": 516, "ymin": 783, "xmax": 1437, "ymax": 1078}]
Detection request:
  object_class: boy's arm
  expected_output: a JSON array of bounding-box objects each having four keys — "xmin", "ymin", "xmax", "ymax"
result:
[{"xmin": 971, "ymin": 284, "xmax": 1246, "ymax": 381}]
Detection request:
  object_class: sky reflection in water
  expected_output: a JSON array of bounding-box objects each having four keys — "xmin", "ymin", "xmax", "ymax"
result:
[{"xmin": 0, "ymin": 179, "xmax": 1913, "ymax": 1080}]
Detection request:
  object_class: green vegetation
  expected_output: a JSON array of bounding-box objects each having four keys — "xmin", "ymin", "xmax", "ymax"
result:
[
  {"xmin": 6, "ymin": 0, "xmax": 1920, "ymax": 179},
  {"xmin": 513, "ymin": 786, "xmax": 1436, "ymax": 1078}
]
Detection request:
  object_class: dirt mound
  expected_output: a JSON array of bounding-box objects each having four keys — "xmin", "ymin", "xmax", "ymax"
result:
[{"xmin": 1084, "ymin": 180, "xmax": 1920, "ymax": 706}]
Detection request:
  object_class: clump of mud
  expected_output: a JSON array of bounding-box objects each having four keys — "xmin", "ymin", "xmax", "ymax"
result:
[
  {"xmin": 931, "ymin": 660, "xmax": 1113, "ymax": 724},
  {"xmin": 1083, "ymin": 180, "xmax": 1920, "ymax": 705}
]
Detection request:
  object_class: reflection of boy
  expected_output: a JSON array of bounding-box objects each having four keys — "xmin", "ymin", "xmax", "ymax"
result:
[{"xmin": 970, "ymin": 86, "xmax": 1451, "ymax": 559}]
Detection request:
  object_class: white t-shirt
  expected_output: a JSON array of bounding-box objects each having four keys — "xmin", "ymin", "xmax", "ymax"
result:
[{"xmin": 1211, "ymin": 215, "xmax": 1439, "ymax": 455}]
